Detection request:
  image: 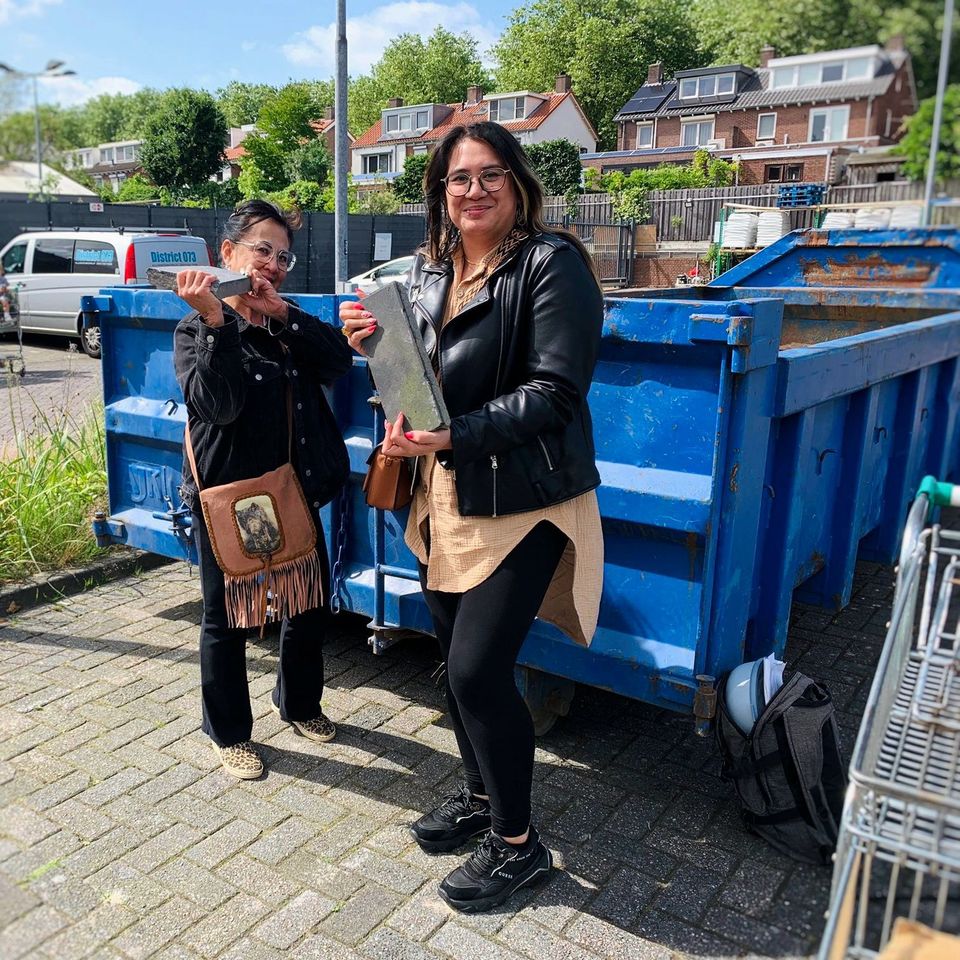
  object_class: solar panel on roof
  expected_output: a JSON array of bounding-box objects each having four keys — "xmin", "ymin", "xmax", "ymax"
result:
[{"xmin": 618, "ymin": 82, "xmax": 676, "ymax": 116}]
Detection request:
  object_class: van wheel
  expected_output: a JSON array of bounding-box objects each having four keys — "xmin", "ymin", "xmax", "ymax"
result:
[{"xmin": 79, "ymin": 317, "xmax": 101, "ymax": 359}]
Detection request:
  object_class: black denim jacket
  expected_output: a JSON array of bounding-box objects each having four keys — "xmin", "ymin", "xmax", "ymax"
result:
[{"xmin": 174, "ymin": 301, "xmax": 352, "ymax": 513}]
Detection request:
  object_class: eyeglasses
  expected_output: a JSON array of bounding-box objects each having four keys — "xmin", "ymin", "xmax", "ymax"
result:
[
  {"xmin": 441, "ymin": 167, "xmax": 513, "ymax": 196},
  {"xmin": 233, "ymin": 239, "xmax": 297, "ymax": 272}
]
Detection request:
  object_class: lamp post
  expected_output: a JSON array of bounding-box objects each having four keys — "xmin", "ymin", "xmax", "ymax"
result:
[
  {"xmin": 922, "ymin": 0, "xmax": 955, "ymax": 226},
  {"xmin": 0, "ymin": 59, "xmax": 76, "ymax": 199},
  {"xmin": 334, "ymin": 0, "xmax": 349, "ymax": 290}
]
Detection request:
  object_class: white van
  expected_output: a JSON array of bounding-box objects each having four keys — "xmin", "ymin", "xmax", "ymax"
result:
[{"xmin": 0, "ymin": 228, "xmax": 212, "ymax": 358}]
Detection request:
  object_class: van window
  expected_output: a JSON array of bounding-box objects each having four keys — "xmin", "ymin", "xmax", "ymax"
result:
[
  {"xmin": 3, "ymin": 242, "xmax": 26, "ymax": 274},
  {"xmin": 34, "ymin": 238, "xmax": 75, "ymax": 273},
  {"xmin": 74, "ymin": 239, "xmax": 119, "ymax": 274}
]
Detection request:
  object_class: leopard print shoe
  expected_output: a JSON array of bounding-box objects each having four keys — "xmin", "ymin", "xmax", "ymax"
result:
[
  {"xmin": 214, "ymin": 741, "xmax": 264, "ymax": 779},
  {"xmin": 271, "ymin": 700, "xmax": 337, "ymax": 742}
]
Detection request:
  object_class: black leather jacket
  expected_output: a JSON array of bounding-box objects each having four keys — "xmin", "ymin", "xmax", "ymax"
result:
[
  {"xmin": 408, "ymin": 232, "xmax": 603, "ymax": 516},
  {"xmin": 174, "ymin": 301, "xmax": 351, "ymax": 514}
]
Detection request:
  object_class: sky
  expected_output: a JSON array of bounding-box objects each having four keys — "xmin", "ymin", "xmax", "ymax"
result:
[{"xmin": 0, "ymin": 0, "xmax": 518, "ymax": 109}]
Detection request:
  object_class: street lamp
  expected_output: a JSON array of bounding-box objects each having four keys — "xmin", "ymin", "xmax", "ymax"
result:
[{"xmin": 0, "ymin": 59, "xmax": 76, "ymax": 199}]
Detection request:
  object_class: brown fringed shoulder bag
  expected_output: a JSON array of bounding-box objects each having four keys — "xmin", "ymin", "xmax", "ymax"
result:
[{"xmin": 184, "ymin": 388, "xmax": 322, "ymax": 633}]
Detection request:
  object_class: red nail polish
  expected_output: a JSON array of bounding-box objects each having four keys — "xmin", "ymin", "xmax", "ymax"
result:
[
  {"xmin": 367, "ymin": 324, "xmax": 377, "ymax": 332},
  {"xmin": 404, "ymin": 432, "xmax": 414, "ymax": 440}
]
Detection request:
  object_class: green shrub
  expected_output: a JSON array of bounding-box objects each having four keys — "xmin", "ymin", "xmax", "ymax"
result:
[{"xmin": 0, "ymin": 397, "xmax": 107, "ymax": 583}]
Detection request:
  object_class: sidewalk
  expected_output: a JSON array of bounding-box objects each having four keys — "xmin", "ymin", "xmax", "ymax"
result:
[{"xmin": 0, "ymin": 552, "xmax": 895, "ymax": 960}]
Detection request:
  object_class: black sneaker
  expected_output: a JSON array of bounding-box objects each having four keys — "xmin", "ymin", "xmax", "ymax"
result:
[
  {"xmin": 410, "ymin": 782, "xmax": 491, "ymax": 853},
  {"xmin": 438, "ymin": 826, "xmax": 552, "ymax": 913}
]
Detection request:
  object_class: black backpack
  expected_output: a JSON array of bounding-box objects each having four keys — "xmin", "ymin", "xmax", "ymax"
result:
[{"xmin": 715, "ymin": 670, "xmax": 847, "ymax": 865}]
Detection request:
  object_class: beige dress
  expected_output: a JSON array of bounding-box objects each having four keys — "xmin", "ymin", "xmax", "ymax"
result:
[{"xmin": 404, "ymin": 238, "xmax": 604, "ymax": 647}]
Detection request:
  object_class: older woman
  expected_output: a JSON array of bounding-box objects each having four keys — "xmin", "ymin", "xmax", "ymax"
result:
[
  {"xmin": 175, "ymin": 199, "xmax": 351, "ymax": 780},
  {"xmin": 340, "ymin": 122, "xmax": 604, "ymax": 912}
]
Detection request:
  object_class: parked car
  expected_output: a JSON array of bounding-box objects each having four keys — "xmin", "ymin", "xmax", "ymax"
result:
[
  {"xmin": 348, "ymin": 255, "xmax": 415, "ymax": 297},
  {"xmin": 0, "ymin": 228, "xmax": 212, "ymax": 358}
]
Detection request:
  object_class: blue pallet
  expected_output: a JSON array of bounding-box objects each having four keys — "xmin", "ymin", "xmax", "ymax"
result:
[{"xmin": 88, "ymin": 228, "xmax": 960, "ymax": 714}]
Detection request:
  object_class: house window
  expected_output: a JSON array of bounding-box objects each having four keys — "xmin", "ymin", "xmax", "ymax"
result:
[
  {"xmin": 413, "ymin": 144, "xmax": 428, "ymax": 154},
  {"xmin": 101, "ymin": 148, "xmax": 115, "ymax": 163},
  {"xmin": 757, "ymin": 113, "xmax": 777, "ymax": 140},
  {"xmin": 847, "ymin": 57, "xmax": 871, "ymax": 80},
  {"xmin": 489, "ymin": 96, "xmax": 525, "ymax": 121},
  {"xmin": 363, "ymin": 153, "xmax": 392, "ymax": 174},
  {"xmin": 386, "ymin": 114, "xmax": 398, "ymax": 132},
  {"xmin": 765, "ymin": 165, "xmax": 784, "ymax": 182},
  {"xmin": 772, "ymin": 67, "xmax": 795, "ymax": 88},
  {"xmin": 679, "ymin": 74, "xmax": 735, "ymax": 99},
  {"xmin": 821, "ymin": 62, "xmax": 844, "ymax": 82},
  {"xmin": 786, "ymin": 164, "xmax": 803, "ymax": 181},
  {"xmin": 809, "ymin": 106, "xmax": 849, "ymax": 142},
  {"xmin": 799, "ymin": 64, "xmax": 820, "ymax": 86},
  {"xmin": 681, "ymin": 118, "xmax": 715, "ymax": 147},
  {"xmin": 416, "ymin": 110, "xmax": 429, "ymax": 128},
  {"xmin": 716, "ymin": 74, "xmax": 735, "ymax": 95},
  {"xmin": 636, "ymin": 123, "xmax": 654, "ymax": 148}
]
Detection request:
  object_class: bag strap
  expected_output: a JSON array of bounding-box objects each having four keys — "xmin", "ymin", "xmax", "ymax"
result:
[{"xmin": 183, "ymin": 356, "xmax": 296, "ymax": 494}]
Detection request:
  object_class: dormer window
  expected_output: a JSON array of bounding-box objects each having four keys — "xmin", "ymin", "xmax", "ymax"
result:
[
  {"xmin": 489, "ymin": 96, "xmax": 526, "ymax": 122},
  {"xmin": 678, "ymin": 73, "xmax": 736, "ymax": 99},
  {"xmin": 384, "ymin": 108, "xmax": 432, "ymax": 134},
  {"xmin": 771, "ymin": 54, "xmax": 877, "ymax": 88}
]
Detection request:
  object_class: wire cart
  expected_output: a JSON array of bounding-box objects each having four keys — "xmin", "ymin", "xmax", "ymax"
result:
[
  {"xmin": 0, "ymin": 282, "xmax": 25, "ymax": 378},
  {"xmin": 819, "ymin": 477, "xmax": 960, "ymax": 958}
]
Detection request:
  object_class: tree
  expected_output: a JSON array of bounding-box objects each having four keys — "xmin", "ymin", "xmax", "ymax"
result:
[
  {"xmin": 115, "ymin": 173, "xmax": 159, "ymax": 202},
  {"xmin": 81, "ymin": 89, "xmax": 164, "ymax": 143},
  {"xmin": 393, "ymin": 152, "xmax": 430, "ymax": 203},
  {"xmin": 525, "ymin": 140, "xmax": 582, "ymax": 195},
  {"xmin": 899, "ymin": 84, "xmax": 960, "ymax": 182},
  {"xmin": 0, "ymin": 104, "xmax": 83, "ymax": 161},
  {"xmin": 285, "ymin": 138, "xmax": 331, "ymax": 186},
  {"xmin": 349, "ymin": 27, "xmax": 491, "ymax": 133},
  {"xmin": 139, "ymin": 89, "xmax": 228, "ymax": 197},
  {"xmin": 493, "ymin": 0, "xmax": 700, "ymax": 149},
  {"xmin": 216, "ymin": 81, "xmax": 277, "ymax": 126}
]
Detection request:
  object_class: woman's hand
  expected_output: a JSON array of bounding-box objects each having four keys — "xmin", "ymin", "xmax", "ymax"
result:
[
  {"xmin": 382, "ymin": 412, "xmax": 452, "ymax": 457},
  {"xmin": 239, "ymin": 268, "xmax": 288, "ymax": 322},
  {"xmin": 338, "ymin": 299, "xmax": 378, "ymax": 356},
  {"xmin": 176, "ymin": 270, "xmax": 224, "ymax": 327}
]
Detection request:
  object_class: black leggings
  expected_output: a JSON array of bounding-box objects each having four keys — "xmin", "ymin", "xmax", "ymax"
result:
[{"xmin": 419, "ymin": 521, "xmax": 568, "ymax": 836}]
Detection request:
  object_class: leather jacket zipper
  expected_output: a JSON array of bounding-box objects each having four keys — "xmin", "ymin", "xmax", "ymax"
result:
[
  {"xmin": 490, "ymin": 454, "xmax": 499, "ymax": 517},
  {"xmin": 537, "ymin": 436, "xmax": 556, "ymax": 472}
]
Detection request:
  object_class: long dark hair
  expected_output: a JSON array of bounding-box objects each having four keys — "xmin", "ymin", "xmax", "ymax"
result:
[
  {"xmin": 222, "ymin": 199, "xmax": 302, "ymax": 248},
  {"xmin": 422, "ymin": 121, "xmax": 599, "ymax": 284}
]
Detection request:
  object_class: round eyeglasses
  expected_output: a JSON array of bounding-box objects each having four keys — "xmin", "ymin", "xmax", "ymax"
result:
[
  {"xmin": 441, "ymin": 167, "xmax": 513, "ymax": 196},
  {"xmin": 234, "ymin": 239, "xmax": 297, "ymax": 272}
]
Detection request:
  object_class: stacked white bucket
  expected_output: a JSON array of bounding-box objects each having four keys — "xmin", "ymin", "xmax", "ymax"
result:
[
  {"xmin": 757, "ymin": 211, "xmax": 790, "ymax": 247},
  {"xmin": 722, "ymin": 212, "xmax": 759, "ymax": 249}
]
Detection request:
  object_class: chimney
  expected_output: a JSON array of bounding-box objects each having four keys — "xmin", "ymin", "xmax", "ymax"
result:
[
  {"xmin": 646, "ymin": 62, "xmax": 663, "ymax": 85},
  {"xmin": 323, "ymin": 106, "xmax": 334, "ymax": 121},
  {"xmin": 466, "ymin": 84, "xmax": 484, "ymax": 104},
  {"xmin": 759, "ymin": 45, "xmax": 776, "ymax": 68},
  {"xmin": 885, "ymin": 34, "xmax": 905, "ymax": 53},
  {"xmin": 554, "ymin": 73, "xmax": 572, "ymax": 94},
  {"xmin": 387, "ymin": 97, "xmax": 404, "ymax": 108}
]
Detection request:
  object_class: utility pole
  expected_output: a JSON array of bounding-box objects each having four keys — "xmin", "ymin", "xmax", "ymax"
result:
[
  {"xmin": 334, "ymin": 0, "xmax": 349, "ymax": 290},
  {"xmin": 922, "ymin": 0, "xmax": 955, "ymax": 226}
]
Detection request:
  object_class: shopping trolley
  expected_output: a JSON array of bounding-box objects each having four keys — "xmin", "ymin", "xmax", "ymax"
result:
[
  {"xmin": 819, "ymin": 477, "xmax": 960, "ymax": 959},
  {"xmin": 1, "ymin": 282, "xmax": 25, "ymax": 377}
]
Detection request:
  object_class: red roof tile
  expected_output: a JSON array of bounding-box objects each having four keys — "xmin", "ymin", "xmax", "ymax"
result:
[{"xmin": 351, "ymin": 92, "xmax": 586, "ymax": 150}]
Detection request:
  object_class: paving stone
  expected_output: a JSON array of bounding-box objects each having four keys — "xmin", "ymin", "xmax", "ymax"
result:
[
  {"xmin": 0, "ymin": 905, "xmax": 68, "ymax": 960},
  {"xmin": 499, "ymin": 917, "xmax": 603, "ymax": 960},
  {"xmin": 653, "ymin": 861, "xmax": 725, "ymax": 922},
  {"xmin": 718, "ymin": 859, "xmax": 787, "ymax": 917},
  {"xmin": 429, "ymin": 922, "xmax": 528, "ymax": 960},
  {"xmin": 113, "ymin": 897, "xmax": 205, "ymax": 960},
  {"xmin": 99, "ymin": 794, "xmax": 174, "ymax": 837},
  {"xmin": 588, "ymin": 865, "xmax": 660, "ymax": 927},
  {"xmin": 276, "ymin": 850, "xmax": 365, "ymax": 901},
  {"xmin": 214, "ymin": 853, "xmax": 299, "ymax": 907},
  {"xmin": 119, "ymin": 822, "xmax": 203, "ymax": 873},
  {"xmin": 86, "ymin": 861, "xmax": 173, "ymax": 914},
  {"xmin": 273, "ymin": 784, "xmax": 347, "ymax": 826},
  {"xmin": 319, "ymin": 883, "xmax": 405, "ymax": 945},
  {"xmin": 246, "ymin": 816, "xmax": 317, "ymax": 865},
  {"xmin": 385, "ymin": 886, "xmax": 449, "ymax": 942},
  {"xmin": 26, "ymin": 770, "xmax": 91, "ymax": 811},
  {"xmin": 292, "ymin": 932, "xmax": 363, "ymax": 960},
  {"xmin": 180, "ymin": 893, "xmax": 270, "ymax": 957},
  {"xmin": 2, "ymin": 804, "xmax": 58, "ymax": 844},
  {"xmin": 215, "ymin": 787, "xmax": 291, "ymax": 829},
  {"xmin": 0, "ymin": 871, "xmax": 41, "ymax": 927},
  {"xmin": 75, "ymin": 768, "xmax": 150, "ymax": 807},
  {"xmin": 152, "ymin": 856, "xmax": 238, "ymax": 909},
  {"xmin": 701, "ymin": 905, "xmax": 808, "ymax": 954},
  {"xmin": 185, "ymin": 818, "xmax": 261, "ymax": 868},
  {"xmin": 360, "ymin": 927, "xmax": 445, "ymax": 960},
  {"xmin": 26, "ymin": 866, "xmax": 103, "ymax": 919},
  {"xmin": 40, "ymin": 902, "xmax": 139, "ymax": 959},
  {"xmin": 342, "ymin": 847, "xmax": 430, "ymax": 895},
  {"xmin": 253, "ymin": 890, "xmax": 338, "ymax": 949},
  {"xmin": 564, "ymin": 914, "xmax": 672, "ymax": 960},
  {"xmin": 63, "ymin": 826, "xmax": 144, "ymax": 878}
]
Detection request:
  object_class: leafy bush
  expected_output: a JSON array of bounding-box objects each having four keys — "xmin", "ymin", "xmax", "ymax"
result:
[
  {"xmin": 393, "ymin": 153, "xmax": 430, "ymax": 204},
  {"xmin": 900, "ymin": 84, "xmax": 960, "ymax": 182},
  {"xmin": 525, "ymin": 139, "xmax": 583, "ymax": 196}
]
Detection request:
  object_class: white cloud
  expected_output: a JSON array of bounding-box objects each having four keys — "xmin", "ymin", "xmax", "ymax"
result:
[
  {"xmin": 240, "ymin": 41, "xmax": 256, "ymax": 53},
  {"xmin": 282, "ymin": 2, "xmax": 500, "ymax": 76},
  {"xmin": 0, "ymin": 0, "xmax": 61, "ymax": 26},
  {"xmin": 37, "ymin": 74, "xmax": 142, "ymax": 107}
]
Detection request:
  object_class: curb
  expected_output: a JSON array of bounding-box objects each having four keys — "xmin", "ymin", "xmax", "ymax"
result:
[{"xmin": 1, "ymin": 549, "xmax": 177, "ymax": 614}]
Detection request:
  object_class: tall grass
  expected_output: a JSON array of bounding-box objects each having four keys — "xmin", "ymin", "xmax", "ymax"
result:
[{"xmin": 0, "ymin": 390, "xmax": 107, "ymax": 584}]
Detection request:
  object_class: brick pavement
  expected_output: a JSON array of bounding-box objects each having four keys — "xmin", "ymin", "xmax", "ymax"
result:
[{"xmin": 0, "ymin": 552, "xmax": 900, "ymax": 959}]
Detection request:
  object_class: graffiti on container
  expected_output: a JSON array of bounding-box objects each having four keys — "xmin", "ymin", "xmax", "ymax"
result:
[{"xmin": 129, "ymin": 464, "xmax": 179, "ymax": 505}]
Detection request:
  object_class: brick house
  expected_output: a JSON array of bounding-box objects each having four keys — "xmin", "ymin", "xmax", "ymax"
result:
[
  {"xmin": 350, "ymin": 75, "xmax": 597, "ymax": 184},
  {"xmin": 584, "ymin": 40, "xmax": 917, "ymax": 185}
]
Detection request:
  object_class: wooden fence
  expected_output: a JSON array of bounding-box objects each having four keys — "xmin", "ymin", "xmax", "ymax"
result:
[{"xmin": 398, "ymin": 180, "xmax": 960, "ymax": 243}]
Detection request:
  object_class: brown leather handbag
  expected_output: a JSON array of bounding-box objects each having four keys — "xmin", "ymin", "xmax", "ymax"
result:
[
  {"xmin": 184, "ymin": 391, "xmax": 322, "ymax": 633},
  {"xmin": 362, "ymin": 444, "xmax": 413, "ymax": 511}
]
